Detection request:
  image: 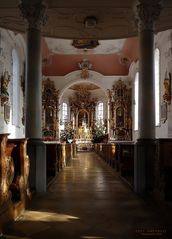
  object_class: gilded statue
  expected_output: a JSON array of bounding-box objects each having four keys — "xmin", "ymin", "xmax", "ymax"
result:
[
  {"xmin": 78, "ymin": 59, "xmax": 92, "ymax": 79},
  {"xmin": 163, "ymin": 72, "xmax": 171, "ymax": 104},
  {"xmin": 164, "ymin": 79, "xmax": 170, "ymax": 95}
]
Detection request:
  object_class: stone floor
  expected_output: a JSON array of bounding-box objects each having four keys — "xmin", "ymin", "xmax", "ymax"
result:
[{"xmin": 4, "ymin": 152, "xmax": 172, "ymax": 239}]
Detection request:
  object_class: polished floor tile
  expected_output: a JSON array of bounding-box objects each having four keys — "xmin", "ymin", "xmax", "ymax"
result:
[{"xmin": 4, "ymin": 152, "xmax": 172, "ymax": 239}]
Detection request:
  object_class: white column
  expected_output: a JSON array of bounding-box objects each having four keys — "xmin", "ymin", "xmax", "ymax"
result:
[
  {"xmin": 134, "ymin": 0, "xmax": 162, "ymax": 193},
  {"xmin": 135, "ymin": 0, "xmax": 162, "ymax": 139}
]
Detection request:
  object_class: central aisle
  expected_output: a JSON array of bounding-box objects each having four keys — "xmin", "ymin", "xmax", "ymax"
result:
[{"xmin": 7, "ymin": 152, "xmax": 171, "ymax": 239}]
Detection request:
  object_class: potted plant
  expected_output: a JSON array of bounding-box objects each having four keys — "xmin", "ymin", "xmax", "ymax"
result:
[
  {"xmin": 60, "ymin": 122, "xmax": 74, "ymax": 143},
  {"xmin": 92, "ymin": 121, "xmax": 107, "ymax": 143}
]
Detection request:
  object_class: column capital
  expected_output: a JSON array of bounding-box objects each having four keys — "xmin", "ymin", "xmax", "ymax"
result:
[
  {"xmin": 135, "ymin": 0, "xmax": 162, "ymax": 32},
  {"xmin": 19, "ymin": 1, "xmax": 47, "ymax": 30}
]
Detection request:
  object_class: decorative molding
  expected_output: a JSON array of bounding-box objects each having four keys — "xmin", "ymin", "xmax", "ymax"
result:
[
  {"xmin": 135, "ymin": 1, "xmax": 162, "ymax": 32},
  {"xmin": 118, "ymin": 53, "xmax": 131, "ymax": 67},
  {"xmin": 84, "ymin": 16, "xmax": 98, "ymax": 29},
  {"xmin": 19, "ymin": 1, "xmax": 47, "ymax": 30},
  {"xmin": 78, "ymin": 59, "xmax": 92, "ymax": 79}
]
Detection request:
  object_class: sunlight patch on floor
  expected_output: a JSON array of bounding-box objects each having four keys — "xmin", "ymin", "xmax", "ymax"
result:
[
  {"xmin": 3, "ymin": 235, "xmax": 30, "ymax": 239},
  {"xmin": 18, "ymin": 210, "xmax": 79, "ymax": 222}
]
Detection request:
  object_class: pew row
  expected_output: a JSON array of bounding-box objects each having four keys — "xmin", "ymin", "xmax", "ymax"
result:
[
  {"xmin": 94, "ymin": 142, "xmax": 134, "ymax": 186},
  {"xmin": 94, "ymin": 140, "xmax": 172, "ymax": 202}
]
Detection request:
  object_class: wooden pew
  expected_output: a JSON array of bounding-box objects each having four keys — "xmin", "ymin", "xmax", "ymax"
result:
[
  {"xmin": 94, "ymin": 142, "xmax": 134, "ymax": 186},
  {"xmin": 156, "ymin": 139, "xmax": 172, "ymax": 201},
  {"xmin": 45, "ymin": 142, "xmax": 74, "ymax": 187},
  {"xmin": 118, "ymin": 143, "xmax": 134, "ymax": 186},
  {"xmin": 0, "ymin": 135, "xmax": 30, "ymax": 230},
  {"xmin": 8, "ymin": 139, "xmax": 30, "ymax": 216}
]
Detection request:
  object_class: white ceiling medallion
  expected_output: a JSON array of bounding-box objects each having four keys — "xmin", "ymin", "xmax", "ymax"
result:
[{"xmin": 84, "ymin": 16, "xmax": 97, "ymax": 29}]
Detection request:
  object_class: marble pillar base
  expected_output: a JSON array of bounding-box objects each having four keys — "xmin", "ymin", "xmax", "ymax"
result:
[
  {"xmin": 134, "ymin": 139, "xmax": 157, "ymax": 194},
  {"xmin": 27, "ymin": 139, "xmax": 46, "ymax": 193}
]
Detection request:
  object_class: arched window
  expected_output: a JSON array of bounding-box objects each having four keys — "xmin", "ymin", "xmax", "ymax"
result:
[
  {"xmin": 134, "ymin": 72, "xmax": 139, "ymax": 131},
  {"xmin": 154, "ymin": 48, "xmax": 160, "ymax": 126},
  {"xmin": 97, "ymin": 102, "xmax": 103, "ymax": 123},
  {"xmin": 11, "ymin": 49, "xmax": 20, "ymax": 126},
  {"xmin": 62, "ymin": 102, "xmax": 68, "ymax": 124}
]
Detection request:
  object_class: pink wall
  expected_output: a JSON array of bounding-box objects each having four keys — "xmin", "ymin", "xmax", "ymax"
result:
[
  {"xmin": 122, "ymin": 37, "xmax": 139, "ymax": 62},
  {"xmin": 42, "ymin": 37, "xmax": 139, "ymax": 76},
  {"xmin": 42, "ymin": 38, "xmax": 50, "ymax": 60},
  {"xmin": 43, "ymin": 54, "xmax": 129, "ymax": 76}
]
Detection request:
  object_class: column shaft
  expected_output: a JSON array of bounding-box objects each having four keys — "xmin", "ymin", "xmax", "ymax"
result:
[
  {"xmin": 19, "ymin": 1, "xmax": 47, "ymax": 192},
  {"xmin": 139, "ymin": 29, "xmax": 155, "ymax": 139},
  {"xmin": 26, "ymin": 28, "xmax": 42, "ymax": 138},
  {"xmin": 134, "ymin": 0, "xmax": 162, "ymax": 193}
]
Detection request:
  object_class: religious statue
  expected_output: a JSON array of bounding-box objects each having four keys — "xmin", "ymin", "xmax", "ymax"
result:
[
  {"xmin": 163, "ymin": 72, "xmax": 171, "ymax": 104},
  {"xmin": 1, "ymin": 70, "xmax": 10, "ymax": 96},
  {"xmin": 78, "ymin": 59, "xmax": 92, "ymax": 79}
]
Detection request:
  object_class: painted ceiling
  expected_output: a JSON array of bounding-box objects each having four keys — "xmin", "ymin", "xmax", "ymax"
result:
[
  {"xmin": 69, "ymin": 83, "xmax": 100, "ymax": 91},
  {"xmin": 42, "ymin": 36, "xmax": 139, "ymax": 76}
]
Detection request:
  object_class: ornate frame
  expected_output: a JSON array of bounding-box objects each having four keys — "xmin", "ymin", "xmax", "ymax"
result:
[
  {"xmin": 161, "ymin": 102, "xmax": 167, "ymax": 123},
  {"xmin": 4, "ymin": 103, "xmax": 10, "ymax": 123}
]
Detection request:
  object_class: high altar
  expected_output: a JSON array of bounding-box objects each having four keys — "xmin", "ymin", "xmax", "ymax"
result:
[
  {"xmin": 76, "ymin": 124, "xmax": 92, "ymax": 142},
  {"xmin": 75, "ymin": 122, "xmax": 93, "ymax": 150},
  {"xmin": 69, "ymin": 86, "xmax": 95, "ymax": 150}
]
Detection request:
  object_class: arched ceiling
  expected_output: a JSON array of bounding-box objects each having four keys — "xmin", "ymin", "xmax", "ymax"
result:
[
  {"xmin": 0, "ymin": 1, "xmax": 172, "ymax": 40},
  {"xmin": 61, "ymin": 82, "xmax": 106, "ymax": 103},
  {"xmin": 0, "ymin": 0, "xmax": 171, "ymax": 77}
]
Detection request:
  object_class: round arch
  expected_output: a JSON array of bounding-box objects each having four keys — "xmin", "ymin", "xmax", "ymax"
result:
[{"xmin": 59, "ymin": 70, "xmax": 108, "ymax": 102}]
